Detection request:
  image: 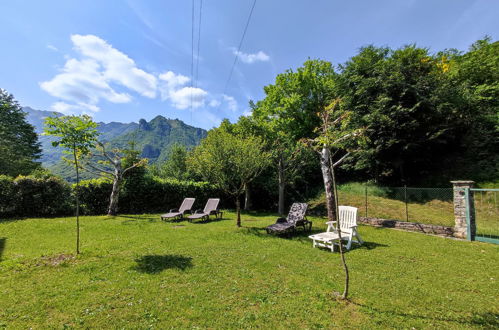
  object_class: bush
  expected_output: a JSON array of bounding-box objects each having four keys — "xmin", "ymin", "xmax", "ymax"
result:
[
  {"xmin": 77, "ymin": 178, "xmax": 113, "ymax": 215},
  {"xmin": 0, "ymin": 175, "xmax": 72, "ymax": 218},
  {"xmin": 0, "ymin": 175, "xmax": 16, "ymax": 217},
  {"xmin": 14, "ymin": 176, "xmax": 73, "ymax": 217},
  {"xmin": 0, "ymin": 174, "xmax": 229, "ymax": 219}
]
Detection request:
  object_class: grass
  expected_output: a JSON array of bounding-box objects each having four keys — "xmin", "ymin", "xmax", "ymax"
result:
[
  {"xmin": 309, "ymin": 189, "xmax": 455, "ymax": 227},
  {"xmin": 1, "ymin": 212, "xmax": 498, "ymax": 328}
]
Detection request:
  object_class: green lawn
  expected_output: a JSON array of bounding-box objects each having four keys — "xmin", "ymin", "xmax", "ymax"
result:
[{"xmin": 1, "ymin": 212, "xmax": 498, "ymax": 328}]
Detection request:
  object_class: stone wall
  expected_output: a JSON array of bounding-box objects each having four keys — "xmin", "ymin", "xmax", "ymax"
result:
[{"xmin": 359, "ymin": 217, "xmax": 455, "ymax": 237}]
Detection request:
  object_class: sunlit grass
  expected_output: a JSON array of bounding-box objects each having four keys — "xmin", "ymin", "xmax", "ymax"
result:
[{"xmin": 1, "ymin": 212, "xmax": 498, "ymax": 328}]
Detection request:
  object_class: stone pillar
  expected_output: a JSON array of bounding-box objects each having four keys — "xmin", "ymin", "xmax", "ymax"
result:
[{"xmin": 451, "ymin": 181, "xmax": 475, "ymax": 239}]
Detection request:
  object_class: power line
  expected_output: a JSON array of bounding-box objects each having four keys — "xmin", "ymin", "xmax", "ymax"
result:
[
  {"xmin": 221, "ymin": 0, "xmax": 257, "ymax": 96},
  {"xmin": 195, "ymin": 0, "xmax": 203, "ymax": 88},
  {"xmin": 190, "ymin": 0, "xmax": 195, "ymax": 123}
]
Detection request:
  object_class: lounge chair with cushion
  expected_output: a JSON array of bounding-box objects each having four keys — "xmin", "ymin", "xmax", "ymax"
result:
[
  {"xmin": 309, "ymin": 205, "xmax": 363, "ymax": 251},
  {"xmin": 187, "ymin": 198, "xmax": 222, "ymax": 222},
  {"xmin": 160, "ymin": 198, "xmax": 195, "ymax": 221},
  {"xmin": 266, "ymin": 203, "xmax": 311, "ymax": 235}
]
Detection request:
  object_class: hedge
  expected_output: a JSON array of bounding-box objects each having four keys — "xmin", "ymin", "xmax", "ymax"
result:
[
  {"xmin": 0, "ymin": 175, "xmax": 73, "ymax": 218},
  {"xmin": 0, "ymin": 174, "xmax": 227, "ymax": 219}
]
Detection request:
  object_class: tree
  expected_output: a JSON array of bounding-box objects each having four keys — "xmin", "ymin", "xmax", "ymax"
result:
[
  {"xmin": 81, "ymin": 142, "xmax": 147, "ymax": 216},
  {"xmin": 305, "ymin": 99, "xmax": 363, "ymax": 300},
  {"xmin": 252, "ymin": 59, "xmax": 337, "ymax": 214},
  {"xmin": 156, "ymin": 143, "xmax": 190, "ymax": 180},
  {"xmin": 0, "ymin": 89, "xmax": 41, "ymax": 176},
  {"xmin": 337, "ymin": 45, "xmax": 463, "ymax": 184},
  {"xmin": 188, "ymin": 126, "xmax": 270, "ymax": 227},
  {"xmin": 44, "ymin": 115, "xmax": 99, "ymax": 254}
]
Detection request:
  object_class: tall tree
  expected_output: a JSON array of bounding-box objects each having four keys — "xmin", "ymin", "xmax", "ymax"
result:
[
  {"xmin": 81, "ymin": 142, "xmax": 147, "ymax": 216},
  {"xmin": 252, "ymin": 59, "xmax": 337, "ymax": 214},
  {"xmin": 188, "ymin": 126, "xmax": 270, "ymax": 227},
  {"xmin": 44, "ymin": 115, "xmax": 99, "ymax": 254},
  {"xmin": 337, "ymin": 45, "xmax": 462, "ymax": 184},
  {"xmin": 305, "ymin": 99, "xmax": 363, "ymax": 300},
  {"xmin": 0, "ymin": 89, "xmax": 41, "ymax": 176},
  {"xmin": 156, "ymin": 143, "xmax": 190, "ymax": 180}
]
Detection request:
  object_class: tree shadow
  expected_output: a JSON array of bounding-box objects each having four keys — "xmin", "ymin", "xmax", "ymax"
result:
[
  {"xmin": 133, "ymin": 254, "xmax": 193, "ymax": 274},
  {"xmin": 0, "ymin": 237, "xmax": 6, "ymax": 262},
  {"xmin": 190, "ymin": 216, "xmax": 227, "ymax": 224},
  {"xmin": 118, "ymin": 214, "xmax": 158, "ymax": 224},
  {"xmin": 353, "ymin": 302, "xmax": 499, "ymax": 327}
]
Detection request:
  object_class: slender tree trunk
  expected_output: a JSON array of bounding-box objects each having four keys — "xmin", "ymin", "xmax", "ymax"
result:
[
  {"xmin": 320, "ymin": 146, "xmax": 350, "ymax": 300},
  {"xmin": 244, "ymin": 183, "xmax": 252, "ymax": 211},
  {"xmin": 331, "ymin": 158, "xmax": 349, "ymax": 300},
  {"xmin": 108, "ymin": 163, "xmax": 122, "ymax": 216},
  {"xmin": 236, "ymin": 196, "xmax": 241, "ymax": 227},
  {"xmin": 73, "ymin": 146, "xmax": 80, "ymax": 255},
  {"xmin": 278, "ymin": 156, "xmax": 285, "ymax": 216}
]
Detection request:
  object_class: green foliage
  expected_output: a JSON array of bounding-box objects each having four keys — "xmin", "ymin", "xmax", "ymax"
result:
[
  {"xmin": 153, "ymin": 143, "xmax": 191, "ymax": 180},
  {"xmin": 43, "ymin": 115, "xmax": 100, "ymax": 159},
  {"xmin": 188, "ymin": 127, "xmax": 270, "ymax": 198},
  {"xmin": 252, "ymin": 59, "xmax": 337, "ymax": 142},
  {"xmin": 0, "ymin": 175, "xmax": 72, "ymax": 218},
  {"xmin": 0, "ymin": 90, "xmax": 41, "ymax": 176},
  {"xmin": 0, "ymin": 175, "xmax": 16, "ymax": 216},
  {"xmin": 77, "ymin": 178, "xmax": 113, "ymax": 215}
]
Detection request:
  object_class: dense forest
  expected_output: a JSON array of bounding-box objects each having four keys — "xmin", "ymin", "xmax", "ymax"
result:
[{"xmin": 1, "ymin": 38, "xmax": 497, "ymax": 213}]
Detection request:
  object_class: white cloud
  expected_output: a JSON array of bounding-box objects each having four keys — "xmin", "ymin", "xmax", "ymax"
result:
[
  {"xmin": 47, "ymin": 44, "xmax": 58, "ymax": 52},
  {"xmin": 158, "ymin": 71, "xmax": 209, "ymax": 110},
  {"xmin": 71, "ymin": 34, "xmax": 157, "ymax": 98},
  {"xmin": 168, "ymin": 87, "xmax": 208, "ymax": 110},
  {"xmin": 41, "ymin": 34, "xmax": 215, "ymax": 114},
  {"xmin": 222, "ymin": 94, "xmax": 238, "ymax": 112},
  {"xmin": 51, "ymin": 101, "xmax": 100, "ymax": 114},
  {"xmin": 159, "ymin": 71, "xmax": 190, "ymax": 93},
  {"xmin": 242, "ymin": 109, "xmax": 253, "ymax": 117},
  {"xmin": 40, "ymin": 58, "xmax": 132, "ymax": 106},
  {"xmin": 209, "ymin": 99, "xmax": 221, "ymax": 107},
  {"xmin": 233, "ymin": 49, "xmax": 270, "ymax": 64}
]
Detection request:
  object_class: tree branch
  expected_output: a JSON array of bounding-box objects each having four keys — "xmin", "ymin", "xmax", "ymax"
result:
[{"xmin": 333, "ymin": 152, "xmax": 350, "ymax": 168}]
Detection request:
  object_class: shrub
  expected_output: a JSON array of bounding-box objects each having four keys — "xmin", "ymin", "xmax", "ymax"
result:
[
  {"xmin": 77, "ymin": 178, "xmax": 113, "ymax": 215},
  {"xmin": 0, "ymin": 175, "xmax": 16, "ymax": 217},
  {"xmin": 14, "ymin": 175, "xmax": 73, "ymax": 217}
]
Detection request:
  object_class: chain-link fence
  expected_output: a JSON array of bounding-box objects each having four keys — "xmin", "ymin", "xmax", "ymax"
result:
[{"xmin": 335, "ymin": 183, "xmax": 455, "ymax": 227}]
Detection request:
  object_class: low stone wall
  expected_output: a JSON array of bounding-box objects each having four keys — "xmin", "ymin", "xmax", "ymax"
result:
[{"xmin": 359, "ymin": 217, "xmax": 455, "ymax": 237}]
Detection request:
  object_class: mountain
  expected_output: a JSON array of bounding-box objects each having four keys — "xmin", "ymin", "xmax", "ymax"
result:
[{"xmin": 23, "ymin": 107, "xmax": 207, "ymax": 179}]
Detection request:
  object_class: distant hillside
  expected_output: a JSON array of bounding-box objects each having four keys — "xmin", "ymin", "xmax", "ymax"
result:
[{"xmin": 23, "ymin": 107, "xmax": 207, "ymax": 181}]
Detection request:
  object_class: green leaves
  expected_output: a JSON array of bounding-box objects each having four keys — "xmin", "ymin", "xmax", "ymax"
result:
[
  {"xmin": 43, "ymin": 115, "xmax": 100, "ymax": 159},
  {"xmin": 0, "ymin": 89, "xmax": 42, "ymax": 176},
  {"xmin": 188, "ymin": 126, "xmax": 270, "ymax": 197}
]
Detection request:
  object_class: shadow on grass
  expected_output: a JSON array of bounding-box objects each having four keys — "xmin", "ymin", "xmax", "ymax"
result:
[
  {"xmin": 0, "ymin": 237, "xmax": 6, "ymax": 262},
  {"xmin": 133, "ymin": 254, "xmax": 193, "ymax": 274},
  {"xmin": 190, "ymin": 216, "xmax": 227, "ymax": 225},
  {"xmin": 118, "ymin": 214, "xmax": 158, "ymax": 224},
  {"xmin": 354, "ymin": 302, "xmax": 499, "ymax": 327}
]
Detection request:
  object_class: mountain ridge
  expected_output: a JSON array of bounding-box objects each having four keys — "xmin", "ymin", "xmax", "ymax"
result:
[{"xmin": 23, "ymin": 107, "xmax": 207, "ymax": 180}]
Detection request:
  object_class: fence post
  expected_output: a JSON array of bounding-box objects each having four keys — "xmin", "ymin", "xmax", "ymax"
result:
[
  {"xmin": 404, "ymin": 185, "xmax": 408, "ymax": 222},
  {"xmin": 365, "ymin": 182, "xmax": 368, "ymax": 218},
  {"xmin": 451, "ymin": 181, "xmax": 476, "ymax": 239}
]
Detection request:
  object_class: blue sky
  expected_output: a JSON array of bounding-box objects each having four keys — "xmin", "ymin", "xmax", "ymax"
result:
[{"xmin": 0, "ymin": 0, "xmax": 497, "ymax": 129}]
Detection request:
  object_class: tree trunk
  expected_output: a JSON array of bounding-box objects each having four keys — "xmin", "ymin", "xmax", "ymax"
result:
[
  {"xmin": 107, "ymin": 164, "xmax": 122, "ymax": 216},
  {"xmin": 236, "ymin": 196, "xmax": 241, "ymax": 227},
  {"xmin": 278, "ymin": 156, "xmax": 285, "ymax": 216},
  {"xmin": 320, "ymin": 147, "xmax": 336, "ymax": 221},
  {"xmin": 73, "ymin": 147, "xmax": 80, "ymax": 255},
  {"xmin": 331, "ymin": 158, "xmax": 349, "ymax": 300},
  {"xmin": 244, "ymin": 183, "xmax": 252, "ymax": 211}
]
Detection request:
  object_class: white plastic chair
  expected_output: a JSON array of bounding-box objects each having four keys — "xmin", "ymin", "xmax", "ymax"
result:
[{"xmin": 309, "ymin": 206, "xmax": 363, "ymax": 252}]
